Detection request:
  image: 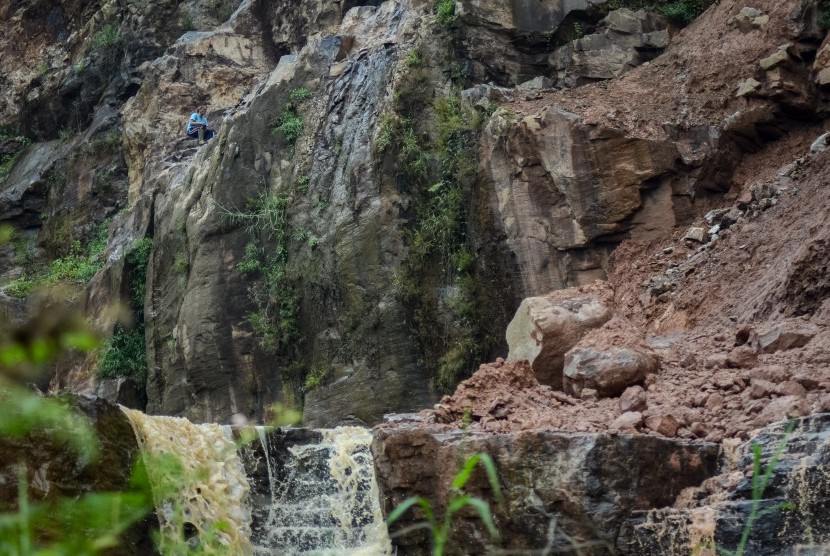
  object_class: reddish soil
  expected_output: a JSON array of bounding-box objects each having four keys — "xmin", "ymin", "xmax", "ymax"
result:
[{"xmin": 411, "ymin": 0, "xmax": 830, "ymax": 443}]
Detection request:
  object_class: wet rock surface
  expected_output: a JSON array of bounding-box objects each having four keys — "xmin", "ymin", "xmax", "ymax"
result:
[
  {"xmin": 619, "ymin": 414, "xmax": 830, "ymax": 555},
  {"xmin": 372, "ymin": 419, "xmax": 720, "ymax": 554}
]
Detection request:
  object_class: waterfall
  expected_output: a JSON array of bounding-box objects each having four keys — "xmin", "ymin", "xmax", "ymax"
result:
[
  {"xmin": 251, "ymin": 426, "xmax": 392, "ymax": 555},
  {"xmin": 122, "ymin": 409, "xmax": 255, "ymax": 554},
  {"xmin": 122, "ymin": 409, "xmax": 391, "ymax": 555}
]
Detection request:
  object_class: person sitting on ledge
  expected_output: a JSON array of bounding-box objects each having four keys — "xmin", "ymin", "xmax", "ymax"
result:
[{"xmin": 186, "ymin": 105, "xmax": 214, "ymax": 144}]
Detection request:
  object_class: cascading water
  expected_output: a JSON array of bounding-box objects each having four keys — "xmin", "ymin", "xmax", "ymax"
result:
[
  {"xmin": 122, "ymin": 409, "xmax": 391, "ymax": 555},
  {"xmin": 251, "ymin": 426, "xmax": 392, "ymax": 555},
  {"xmin": 122, "ymin": 409, "xmax": 255, "ymax": 554}
]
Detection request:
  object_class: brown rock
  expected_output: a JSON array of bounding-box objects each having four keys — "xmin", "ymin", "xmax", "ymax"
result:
[
  {"xmin": 620, "ymin": 385, "xmax": 648, "ymax": 413},
  {"xmin": 563, "ymin": 317, "xmax": 660, "ymax": 397},
  {"xmin": 726, "ymin": 346, "xmax": 758, "ymax": 368},
  {"xmin": 611, "ymin": 411, "xmax": 644, "ymax": 430},
  {"xmin": 753, "ymin": 396, "xmax": 811, "ymax": 427},
  {"xmin": 775, "ymin": 380, "xmax": 807, "ymax": 398},
  {"xmin": 506, "ymin": 282, "xmax": 614, "ymax": 388},
  {"xmin": 749, "ymin": 378, "xmax": 776, "ymax": 399},
  {"xmin": 581, "ymin": 388, "xmax": 599, "ymax": 401},
  {"xmin": 792, "ymin": 373, "xmax": 820, "ymax": 390},
  {"xmin": 704, "ymin": 354, "xmax": 728, "ymax": 369},
  {"xmin": 693, "ymin": 392, "xmax": 709, "ymax": 407},
  {"xmin": 757, "ymin": 319, "xmax": 819, "ymax": 353},
  {"xmin": 690, "ymin": 422, "xmax": 709, "ymax": 438},
  {"xmin": 705, "ymin": 393, "xmax": 725, "ymax": 410},
  {"xmin": 645, "ymin": 414, "xmax": 680, "ymax": 437}
]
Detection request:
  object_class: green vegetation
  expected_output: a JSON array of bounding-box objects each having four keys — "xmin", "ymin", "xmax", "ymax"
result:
[
  {"xmin": 89, "ymin": 24, "xmax": 121, "ymax": 50},
  {"xmin": 378, "ymin": 81, "xmax": 492, "ymax": 391},
  {"xmin": 658, "ymin": 0, "xmax": 705, "ymax": 24},
  {"xmin": 0, "ymin": 227, "xmax": 153, "ymax": 554},
  {"xmin": 273, "ymin": 87, "xmax": 313, "ymax": 145},
  {"xmin": 97, "ymin": 328, "xmax": 147, "ymax": 382},
  {"xmin": 296, "ymin": 174, "xmax": 310, "ymax": 194},
  {"xmin": 273, "ymin": 108, "xmax": 303, "ymax": 145},
  {"xmin": 0, "ymin": 126, "xmax": 32, "ymax": 180},
  {"xmin": 434, "ymin": 0, "xmax": 456, "ymax": 26},
  {"xmin": 602, "ymin": 0, "xmax": 712, "ymax": 25},
  {"xmin": 388, "ymin": 453, "xmax": 503, "ymax": 555},
  {"xmin": 726, "ymin": 420, "xmax": 797, "ymax": 556},
  {"xmin": 289, "ymin": 87, "xmax": 312, "ymax": 103},
  {"xmin": 86, "ymin": 130, "xmax": 121, "ymax": 153},
  {"xmin": 174, "ymin": 253, "xmax": 189, "ymax": 275},
  {"xmin": 302, "ymin": 365, "xmax": 331, "ymax": 392},
  {"xmin": 97, "ymin": 237, "xmax": 152, "ymax": 383},
  {"xmin": 819, "ymin": 0, "xmax": 830, "ymax": 29},
  {"xmin": 6, "ymin": 223, "xmax": 109, "ymax": 298},
  {"xmin": 225, "ymin": 194, "xmax": 299, "ymax": 354},
  {"xmin": 406, "ymin": 49, "xmax": 422, "ymax": 67},
  {"xmin": 210, "ymin": 0, "xmax": 238, "ymax": 22}
]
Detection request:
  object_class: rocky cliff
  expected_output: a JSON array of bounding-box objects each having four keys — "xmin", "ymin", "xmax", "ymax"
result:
[{"xmin": 3, "ymin": 0, "xmax": 830, "ymax": 553}]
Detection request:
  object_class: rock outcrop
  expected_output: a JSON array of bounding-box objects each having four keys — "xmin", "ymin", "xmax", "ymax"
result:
[
  {"xmin": 619, "ymin": 414, "xmax": 830, "ymax": 554},
  {"xmin": 372, "ymin": 418, "xmax": 720, "ymax": 554}
]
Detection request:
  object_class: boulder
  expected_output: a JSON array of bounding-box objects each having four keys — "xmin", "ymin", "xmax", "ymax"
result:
[
  {"xmin": 752, "ymin": 395, "xmax": 810, "ymax": 427},
  {"xmin": 549, "ymin": 8, "xmax": 670, "ymax": 86},
  {"xmin": 619, "ymin": 385, "xmax": 648, "ymax": 413},
  {"xmin": 736, "ymin": 77, "xmax": 761, "ymax": 97},
  {"xmin": 645, "ymin": 413, "xmax": 680, "ymax": 437},
  {"xmin": 373, "ymin": 424, "xmax": 720, "ymax": 554},
  {"xmin": 563, "ymin": 317, "xmax": 660, "ymax": 397},
  {"xmin": 506, "ymin": 281, "xmax": 614, "ymax": 388},
  {"xmin": 620, "ymin": 415, "xmax": 830, "ymax": 554},
  {"xmin": 756, "ymin": 319, "xmax": 819, "ymax": 353},
  {"xmin": 610, "ymin": 411, "xmax": 644, "ymax": 430}
]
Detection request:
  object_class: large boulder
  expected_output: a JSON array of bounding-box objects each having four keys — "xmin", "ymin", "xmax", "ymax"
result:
[
  {"xmin": 506, "ymin": 281, "xmax": 614, "ymax": 388},
  {"xmin": 550, "ymin": 9, "xmax": 670, "ymax": 87},
  {"xmin": 372, "ymin": 421, "xmax": 720, "ymax": 554},
  {"xmin": 619, "ymin": 414, "xmax": 830, "ymax": 554},
  {"xmin": 563, "ymin": 316, "xmax": 660, "ymax": 397}
]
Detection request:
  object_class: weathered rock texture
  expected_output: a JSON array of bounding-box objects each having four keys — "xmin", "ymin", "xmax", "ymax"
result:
[
  {"xmin": 618, "ymin": 414, "xmax": 830, "ymax": 555},
  {"xmin": 481, "ymin": 0, "xmax": 826, "ymax": 300},
  {"xmin": 506, "ymin": 281, "xmax": 613, "ymax": 387},
  {"xmin": 563, "ymin": 316, "xmax": 659, "ymax": 397},
  {"xmin": 372, "ymin": 419, "xmax": 720, "ymax": 554}
]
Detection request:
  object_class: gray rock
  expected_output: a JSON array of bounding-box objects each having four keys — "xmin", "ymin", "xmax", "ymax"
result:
[
  {"xmin": 736, "ymin": 77, "xmax": 761, "ymax": 97},
  {"xmin": 516, "ymin": 76, "xmax": 555, "ymax": 90},
  {"xmin": 683, "ymin": 227, "xmax": 708, "ymax": 243},
  {"xmin": 620, "ymin": 414, "xmax": 830, "ymax": 554},
  {"xmin": 564, "ymin": 346, "xmax": 659, "ymax": 397},
  {"xmin": 373, "ymin": 425, "xmax": 719, "ymax": 554},
  {"xmin": 757, "ymin": 319, "xmax": 819, "ymax": 352},
  {"xmin": 810, "ymin": 131, "xmax": 830, "ymax": 153}
]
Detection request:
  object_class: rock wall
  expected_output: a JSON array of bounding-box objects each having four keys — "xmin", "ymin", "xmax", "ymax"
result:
[{"xmin": 372, "ymin": 418, "xmax": 720, "ymax": 554}]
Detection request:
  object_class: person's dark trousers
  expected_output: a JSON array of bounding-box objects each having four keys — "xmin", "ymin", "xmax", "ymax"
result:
[{"xmin": 187, "ymin": 128, "xmax": 214, "ymax": 142}]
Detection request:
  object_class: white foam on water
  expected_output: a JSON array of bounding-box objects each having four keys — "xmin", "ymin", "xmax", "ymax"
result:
[
  {"xmin": 255, "ymin": 426, "xmax": 392, "ymax": 555},
  {"xmin": 122, "ymin": 408, "xmax": 254, "ymax": 555}
]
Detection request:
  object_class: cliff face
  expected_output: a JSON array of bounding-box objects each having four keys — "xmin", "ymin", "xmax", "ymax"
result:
[{"xmin": 1, "ymin": 0, "xmax": 829, "ymax": 429}]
